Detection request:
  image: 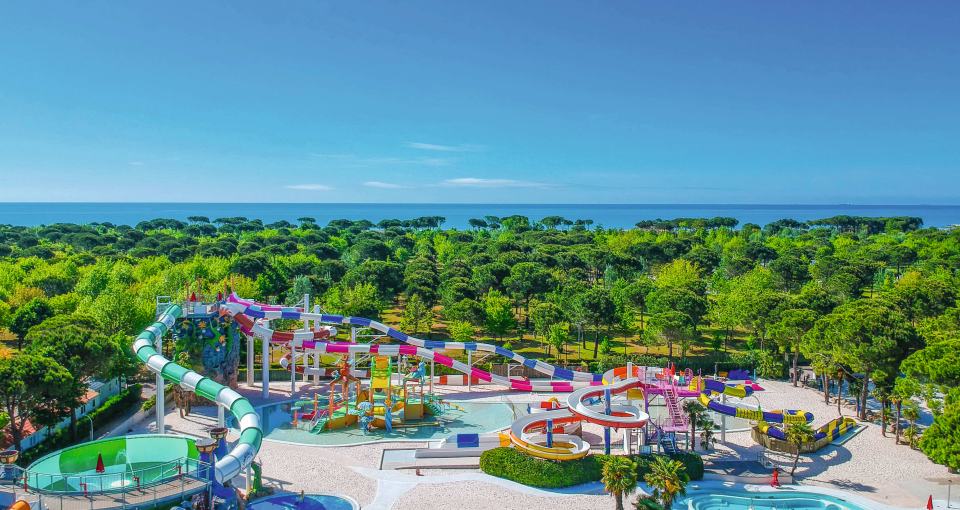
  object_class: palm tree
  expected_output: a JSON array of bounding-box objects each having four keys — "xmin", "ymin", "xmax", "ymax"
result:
[
  {"xmin": 872, "ymin": 387, "xmax": 889, "ymax": 437},
  {"xmin": 601, "ymin": 456, "xmax": 638, "ymax": 510},
  {"xmin": 698, "ymin": 415, "xmax": 716, "ymax": 450},
  {"xmin": 643, "ymin": 456, "xmax": 688, "ymax": 509},
  {"xmin": 785, "ymin": 422, "xmax": 815, "ymax": 476},
  {"xmin": 902, "ymin": 400, "xmax": 921, "ymax": 448},
  {"xmin": 682, "ymin": 400, "xmax": 708, "ymax": 450}
]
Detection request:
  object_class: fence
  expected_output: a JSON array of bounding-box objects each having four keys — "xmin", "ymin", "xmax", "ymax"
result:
[{"xmin": 1, "ymin": 458, "xmax": 211, "ymax": 510}]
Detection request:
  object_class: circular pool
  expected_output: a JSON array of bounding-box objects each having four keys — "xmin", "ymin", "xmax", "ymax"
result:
[
  {"xmin": 233, "ymin": 400, "xmax": 518, "ymax": 446},
  {"xmin": 26, "ymin": 434, "xmax": 200, "ymax": 493},
  {"xmin": 677, "ymin": 489, "xmax": 868, "ymax": 509},
  {"xmin": 247, "ymin": 493, "xmax": 357, "ymax": 510}
]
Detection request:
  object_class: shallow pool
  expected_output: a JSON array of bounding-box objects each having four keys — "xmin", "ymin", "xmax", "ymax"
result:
[
  {"xmin": 247, "ymin": 493, "xmax": 356, "ymax": 510},
  {"xmin": 677, "ymin": 489, "xmax": 867, "ymax": 509},
  {"xmin": 232, "ymin": 400, "xmax": 519, "ymax": 446}
]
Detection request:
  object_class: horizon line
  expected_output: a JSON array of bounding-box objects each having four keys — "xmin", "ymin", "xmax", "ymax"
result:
[{"xmin": 1, "ymin": 201, "xmax": 959, "ymax": 207}]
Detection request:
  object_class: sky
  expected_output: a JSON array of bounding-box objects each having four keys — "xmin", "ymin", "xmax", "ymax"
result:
[{"xmin": 0, "ymin": 1, "xmax": 958, "ymax": 204}]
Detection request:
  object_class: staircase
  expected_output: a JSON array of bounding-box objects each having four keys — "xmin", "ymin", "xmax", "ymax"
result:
[
  {"xmin": 659, "ymin": 428, "xmax": 680, "ymax": 455},
  {"xmin": 661, "ymin": 382, "xmax": 688, "ymax": 431}
]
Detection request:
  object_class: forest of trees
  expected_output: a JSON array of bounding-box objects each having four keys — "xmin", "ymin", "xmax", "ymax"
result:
[{"xmin": 0, "ymin": 213, "xmax": 958, "ymax": 470}]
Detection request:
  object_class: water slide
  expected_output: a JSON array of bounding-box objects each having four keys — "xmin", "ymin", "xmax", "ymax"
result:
[
  {"xmin": 133, "ymin": 304, "xmax": 262, "ymax": 484},
  {"xmin": 222, "ymin": 294, "xmax": 603, "ymax": 392},
  {"xmin": 506, "ymin": 377, "xmax": 651, "ymax": 460},
  {"xmin": 698, "ymin": 378, "xmax": 854, "ymax": 444}
]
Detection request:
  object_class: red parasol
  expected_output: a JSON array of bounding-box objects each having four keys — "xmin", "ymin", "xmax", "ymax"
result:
[
  {"xmin": 927, "ymin": 495, "xmax": 934, "ymax": 510},
  {"xmin": 95, "ymin": 453, "xmax": 105, "ymax": 473}
]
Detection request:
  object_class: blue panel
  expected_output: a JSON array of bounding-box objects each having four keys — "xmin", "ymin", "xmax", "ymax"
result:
[
  {"xmin": 245, "ymin": 309, "xmax": 265, "ymax": 319},
  {"xmin": 280, "ymin": 311, "xmax": 300, "ymax": 320},
  {"xmin": 351, "ymin": 317, "xmax": 371, "ymax": 327},
  {"xmin": 494, "ymin": 346, "xmax": 513, "ymax": 358},
  {"xmin": 463, "ymin": 343, "xmax": 477, "ymax": 351},
  {"xmin": 320, "ymin": 314, "xmax": 343, "ymax": 323},
  {"xmin": 386, "ymin": 328, "xmax": 408, "ymax": 341},
  {"xmin": 522, "ymin": 358, "xmax": 538, "ymax": 369},
  {"xmin": 553, "ymin": 368, "xmax": 574, "ymax": 381},
  {"xmin": 456, "ymin": 433, "xmax": 479, "ymax": 448},
  {"xmin": 425, "ymin": 341, "xmax": 446, "ymax": 349}
]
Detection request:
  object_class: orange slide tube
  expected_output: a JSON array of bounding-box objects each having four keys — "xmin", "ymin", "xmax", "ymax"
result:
[{"xmin": 9, "ymin": 500, "xmax": 30, "ymax": 510}]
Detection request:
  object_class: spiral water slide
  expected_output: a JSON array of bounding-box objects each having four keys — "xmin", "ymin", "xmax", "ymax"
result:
[
  {"xmin": 222, "ymin": 294, "xmax": 603, "ymax": 392},
  {"xmin": 132, "ymin": 304, "xmax": 262, "ymax": 484},
  {"xmin": 508, "ymin": 378, "xmax": 649, "ymax": 460}
]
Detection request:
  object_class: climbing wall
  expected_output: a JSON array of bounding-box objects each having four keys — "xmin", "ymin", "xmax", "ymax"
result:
[{"xmin": 174, "ymin": 313, "xmax": 241, "ymax": 388}]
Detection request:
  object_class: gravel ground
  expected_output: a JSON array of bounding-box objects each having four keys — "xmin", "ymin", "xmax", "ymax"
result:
[
  {"xmin": 128, "ymin": 379, "xmax": 956, "ymax": 509},
  {"xmin": 707, "ymin": 378, "xmax": 955, "ymax": 508}
]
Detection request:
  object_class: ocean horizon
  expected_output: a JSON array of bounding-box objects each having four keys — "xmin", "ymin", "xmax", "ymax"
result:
[{"xmin": 1, "ymin": 202, "xmax": 959, "ymax": 229}]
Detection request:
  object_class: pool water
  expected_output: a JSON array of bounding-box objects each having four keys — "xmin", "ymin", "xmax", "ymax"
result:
[
  {"xmin": 677, "ymin": 489, "xmax": 867, "ymax": 509},
  {"xmin": 247, "ymin": 493, "xmax": 356, "ymax": 510},
  {"xmin": 233, "ymin": 400, "xmax": 519, "ymax": 446},
  {"xmin": 26, "ymin": 435, "xmax": 200, "ymax": 493}
]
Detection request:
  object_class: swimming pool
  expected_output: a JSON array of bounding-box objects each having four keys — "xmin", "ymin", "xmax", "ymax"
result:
[
  {"xmin": 677, "ymin": 489, "xmax": 868, "ymax": 509},
  {"xmin": 247, "ymin": 493, "xmax": 357, "ymax": 510},
  {"xmin": 25, "ymin": 435, "xmax": 200, "ymax": 493},
  {"xmin": 231, "ymin": 400, "xmax": 519, "ymax": 446}
]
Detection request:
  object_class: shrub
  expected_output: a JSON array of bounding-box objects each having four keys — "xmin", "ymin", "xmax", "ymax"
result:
[
  {"xmin": 480, "ymin": 448, "xmax": 704, "ymax": 488},
  {"xmin": 141, "ymin": 394, "xmax": 156, "ymax": 412},
  {"xmin": 87, "ymin": 384, "xmax": 142, "ymax": 429},
  {"xmin": 479, "ymin": 447, "xmax": 601, "ymax": 488}
]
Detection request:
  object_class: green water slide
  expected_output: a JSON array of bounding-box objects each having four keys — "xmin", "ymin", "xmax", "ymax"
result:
[{"xmin": 132, "ymin": 304, "xmax": 262, "ymax": 484}]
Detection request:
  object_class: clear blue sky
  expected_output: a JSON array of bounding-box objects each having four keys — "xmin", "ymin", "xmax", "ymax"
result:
[{"xmin": 0, "ymin": 1, "xmax": 957, "ymax": 203}]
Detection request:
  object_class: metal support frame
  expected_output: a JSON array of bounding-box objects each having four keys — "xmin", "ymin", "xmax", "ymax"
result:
[
  {"xmin": 155, "ymin": 330, "xmax": 165, "ymax": 435},
  {"xmin": 261, "ymin": 330, "xmax": 270, "ymax": 399}
]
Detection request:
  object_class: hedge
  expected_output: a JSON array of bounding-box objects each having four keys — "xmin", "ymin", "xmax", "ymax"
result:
[
  {"xmin": 479, "ymin": 448, "xmax": 704, "ymax": 488},
  {"xmin": 18, "ymin": 383, "xmax": 143, "ymax": 464},
  {"xmin": 479, "ymin": 447, "xmax": 602, "ymax": 488}
]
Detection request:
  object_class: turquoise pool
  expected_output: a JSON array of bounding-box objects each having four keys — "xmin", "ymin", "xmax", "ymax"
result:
[
  {"xmin": 677, "ymin": 489, "xmax": 868, "ymax": 509},
  {"xmin": 247, "ymin": 493, "xmax": 356, "ymax": 510},
  {"xmin": 231, "ymin": 400, "xmax": 519, "ymax": 446}
]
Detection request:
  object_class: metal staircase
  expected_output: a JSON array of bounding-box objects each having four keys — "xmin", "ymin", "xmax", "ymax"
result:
[{"xmin": 661, "ymin": 382, "xmax": 688, "ymax": 432}]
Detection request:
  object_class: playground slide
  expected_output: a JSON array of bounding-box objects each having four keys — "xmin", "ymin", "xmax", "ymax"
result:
[
  {"xmin": 133, "ymin": 304, "xmax": 262, "ymax": 484},
  {"xmin": 222, "ymin": 294, "xmax": 603, "ymax": 391}
]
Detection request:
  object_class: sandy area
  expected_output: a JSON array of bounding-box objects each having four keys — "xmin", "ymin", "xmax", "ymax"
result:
[{"xmin": 126, "ymin": 378, "xmax": 957, "ymax": 509}]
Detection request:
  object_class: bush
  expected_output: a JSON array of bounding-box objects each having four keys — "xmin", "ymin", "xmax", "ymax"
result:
[
  {"xmin": 755, "ymin": 350, "xmax": 785, "ymax": 379},
  {"xmin": 141, "ymin": 394, "xmax": 156, "ymax": 412},
  {"xmin": 480, "ymin": 448, "xmax": 704, "ymax": 488},
  {"xmin": 87, "ymin": 384, "xmax": 142, "ymax": 429},
  {"xmin": 479, "ymin": 447, "xmax": 601, "ymax": 488}
]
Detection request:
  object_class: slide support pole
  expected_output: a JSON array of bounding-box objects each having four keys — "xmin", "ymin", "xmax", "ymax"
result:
[
  {"xmin": 217, "ymin": 404, "xmax": 225, "ymax": 427},
  {"xmin": 467, "ymin": 351, "xmax": 472, "ymax": 391},
  {"xmin": 721, "ymin": 392, "xmax": 727, "ymax": 443},
  {"xmin": 604, "ymin": 388, "xmax": 612, "ymax": 455},
  {"xmin": 246, "ymin": 335, "xmax": 254, "ymax": 386},
  {"xmin": 155, "ymin": 330, "xmax": 165, "ymax": 434},
  {"xmin": 262, "ymin": 334, "xmax": 270, "ymax": 399}
]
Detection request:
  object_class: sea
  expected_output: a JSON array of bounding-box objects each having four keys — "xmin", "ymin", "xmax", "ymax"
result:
[{"xmin": 1, "ymin": 203, "xmax": 959, "ymax": 229}]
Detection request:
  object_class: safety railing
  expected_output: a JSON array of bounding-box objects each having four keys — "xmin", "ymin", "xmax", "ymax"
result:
[{"xmin": 11, "ymin": 457, "xmax": 210, "ymax": 496}]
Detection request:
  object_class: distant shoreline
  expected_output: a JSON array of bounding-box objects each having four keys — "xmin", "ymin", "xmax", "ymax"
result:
[{"xmin": 1, "ymin": 202, "xmax": 959, "ymax": 229}]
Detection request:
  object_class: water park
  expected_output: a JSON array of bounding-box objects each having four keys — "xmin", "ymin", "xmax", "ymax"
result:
[{"xmin": 0, "ymin": 291, "xmax": 949, "ymax": 510}]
